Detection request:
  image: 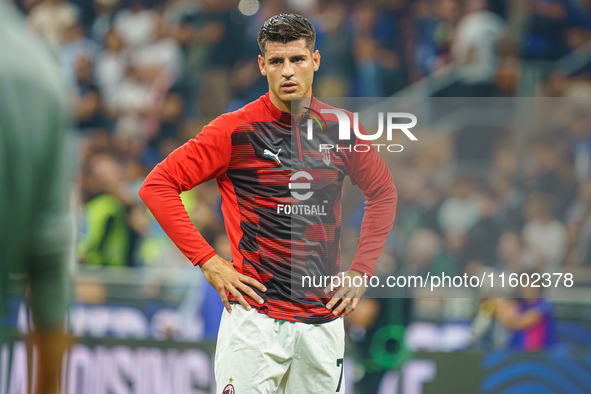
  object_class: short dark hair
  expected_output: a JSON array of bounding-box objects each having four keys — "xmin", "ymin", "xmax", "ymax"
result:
[{"xmin": 257, "ymin": 14, "xmax": 316, "ymax": 56}]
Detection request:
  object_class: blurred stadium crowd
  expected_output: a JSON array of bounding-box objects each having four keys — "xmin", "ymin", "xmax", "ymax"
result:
[
  {"xmin": 13, "ymin": 0, "xmax": 591, "ymax": 270},
  {"xmin": 12, "ymin": 0, "xmax": 591, "ymax": 350}
]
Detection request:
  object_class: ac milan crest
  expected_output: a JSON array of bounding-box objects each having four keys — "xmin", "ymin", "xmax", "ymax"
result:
[
  {"xmin": 222, "ymin": 384, "xmax": 235, "ymax": 394},
  {"xmin": 321, "ymin": 145, "xmax": 331, "ymax": 165}
]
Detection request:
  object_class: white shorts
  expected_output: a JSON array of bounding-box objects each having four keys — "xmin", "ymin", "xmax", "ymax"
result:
[{"xmin": 214, "ymin": 304, "xmax": 345, "ymax": 393}]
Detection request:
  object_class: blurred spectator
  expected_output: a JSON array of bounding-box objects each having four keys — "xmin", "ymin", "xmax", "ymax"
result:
[
  {"xmin": 493, "ymin": 279, "xmax": 556, "ymax": 351},
  {"xmin": 490, "ymin": 173, "xmax": 525, "ymax": 231},
  {"xmin": 467, "ymin": 229, "xmax": 529, "ymax": 294},
  {"xmin": 568, "ymin": 106, "xmax": 591, "ymax": 181},
  {"xmin": 529, "ymin": 139, "xmax": 576, "ymax": 216},
  {"xmin": 107, "ymin": 62, "xmax": 153, "ymax": 134},
  {"xmin": 564, "ymin": 178, "xmax": 591, "ymax": 266},
  {"xmin": 392, "ymin": 167, "xmax": 437, "ymax": 256},
  {"xmin": 79, "ymin": 152, "xmax": 132, "ymax": 267},
  {"xmin": 28, "ymin": 0, "xmax": 78, "ymax": 47},
  {"xmin": 437, "ymin": 178, "xmax": 481, "ymax": 235},
  {"xmin": 519, "ymin": 0, "xmax": 569, "ymax": 60},
  {"xmin": 522, "ymin": 193, "xmax": 567, "ymax": 271},
  {"xmin": 114, "ymin": 0, "xmax": 158, "ymax": 47},
  {"xmin": 414, "ymin": 0, "xmax": 460, "ymax": 76},
  {"xmin": 163, "ymin": 0, "xmax": 199, "ymax": 28},
  {"xmin": 436, "ymin": 178, "xmax": 483, "ymax": 268},
  {"xmin": 402, "ymin": 229, "xmax": 453, "ymax": 276},
  {"xmin": 59, "ymin": 22, "xmax": 99, "ymax": 85},
  {"xmin": 132, "ymin": 14, "xmax": 184, "ymax": 82},
  {"xmin": 564, "ymin": 0, "xmax": 591, "ymax": 52},
  {"xmin": 91, "ymin": 0, "xmax": 119, "ymax": 43},
  {"xmin": 463, "ymin": 187, "xmax": 501, "ymax": 268},
  {"xmin": 471, "ymin": 297, "xmax": 508, "ymax": 350},
  {"xmin": 196, "ymin": 1, "xmax": 247, "ymax": 71},
  {"xmin": 495, "ymin": 56, "xmax": 521, "ymax": 96},
  {"xmin": 72, "ymin": 55, "xmax": 105, "ymax": 131},
  {"xmin": 184, "ymin": 1, "xmax": 247, "ymax": 116},
  {"xmin": 565, "ymin": 178, "xmax": 591, "ymax": 225},
  {"xmin": 495, "ymin": 231, "xmax": 528, "ymax": 274},
  {"xmin": 450, "ymin": 0, "xmax": 505, "ymax": 96},
  {"xmin": 95, "ymin": 28, "xmax": 129, "ymax": 106},
  {"xmin": 314, "ymin": 0, "xmax": 355, "ymax": 96},
  {"xmin": 352, "ymin": 0, "xmax": 405, "ymax": 96},
  {"xmin": 141, "ymin": 86, "xmax": 185, "ymax": 169}
]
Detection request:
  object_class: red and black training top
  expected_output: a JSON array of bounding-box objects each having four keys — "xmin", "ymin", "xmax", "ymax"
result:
[{"xmin": 139, "ymin": 93, "xmax": 397, "ymax": 324}]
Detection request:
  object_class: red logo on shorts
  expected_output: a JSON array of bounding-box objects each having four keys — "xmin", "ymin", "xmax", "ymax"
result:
[{"xmin": 223, "ymin": 384, "xmax": 235, "ymax": 394}]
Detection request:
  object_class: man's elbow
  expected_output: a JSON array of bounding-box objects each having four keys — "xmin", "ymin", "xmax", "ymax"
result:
[
  {"xmin": 389, "ymin": 180, "xmax": 398, "ymax": 207},
  {"xmin": 138, "ymin": 166, "xmax": 168, "ymax": 204},
  {"xmin": 388, "ymin": 185, "xmax": 398, "ymax": 222},
  {"xmin": 380, "ymin": 176, "xmax": 398, "ymax": 210},
  {"xmin": 138, "ymin": 181, "xmax": 149, "ymax": 203},
  {"xmin": 138, "ymin": 167, "xmax": 183, "ymax": 211},
  {"xmin": 138, "ymin": 180, "xmax": 151, "ymax": 207},
  {"xmin": 365, "ymin": 176, "xmax": 397, "ymax": 210},
  {"xmin": 138, "ymin": 172, "xmax": 163, "ymax": 210},
  {"xmin": 379, "ymin": 177, "xmax": 398, "ymax": 223}
]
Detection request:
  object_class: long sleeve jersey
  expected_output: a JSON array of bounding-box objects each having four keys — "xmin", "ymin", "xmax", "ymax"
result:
[{"xmin": 139, "ymin": 93, "xmax": 397, "ymax": 324}]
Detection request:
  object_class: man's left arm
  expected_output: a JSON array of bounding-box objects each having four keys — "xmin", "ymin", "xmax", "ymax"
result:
[
  {"xmin": 327, "ymin": 142, "xmax": 397, "ymax": 316},
  {"xmin": 348, "ymin": 145, "xmax": 397, "ymax": 276}
]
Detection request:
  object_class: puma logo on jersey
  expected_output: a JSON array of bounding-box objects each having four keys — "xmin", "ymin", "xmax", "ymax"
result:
[{"xmin": 263, "ymin": 148, "xmax": 282, "ymax": 165}]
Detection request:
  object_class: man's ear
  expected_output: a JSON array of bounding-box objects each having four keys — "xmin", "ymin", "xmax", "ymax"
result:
[
  {"xmin": 313, "ymin": 50, "xmax": 321, "ymax": 72},
  {"xmin": 258, "ymin": 54, "xmax": 267, "ymax": 76}
]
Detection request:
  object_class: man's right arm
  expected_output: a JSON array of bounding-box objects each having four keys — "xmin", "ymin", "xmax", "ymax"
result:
[
  {"xmin": 139, "ymin": 115, "xmax": 266, "ymax": 311},
  {"xmin": 139, "ymin": 115, "xmax": 232, "ymax": 266}
]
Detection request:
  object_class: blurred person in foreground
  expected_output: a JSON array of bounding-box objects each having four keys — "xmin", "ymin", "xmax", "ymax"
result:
[
  {"xmin": 0, "ymin": 1, "xmax": 74, "ymax": 393},
  {"xmin": 140, "ymin": 13, "xmax": 397, "ymax": 393}
]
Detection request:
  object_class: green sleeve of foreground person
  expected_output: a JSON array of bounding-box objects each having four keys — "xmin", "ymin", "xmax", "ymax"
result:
[{"xmin": 0, "ymin": 1, "xmax": 75, "ymax": 393}]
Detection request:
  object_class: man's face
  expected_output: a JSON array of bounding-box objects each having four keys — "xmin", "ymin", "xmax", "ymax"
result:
[{"xmin": 258, "ymin": 38, "xmax": 320, "ymax": 108}]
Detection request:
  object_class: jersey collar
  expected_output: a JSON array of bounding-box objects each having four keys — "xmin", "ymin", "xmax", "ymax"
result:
[{"xmin": 262, "ymin": 92, "xmax": 319, "ymax": 121}]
